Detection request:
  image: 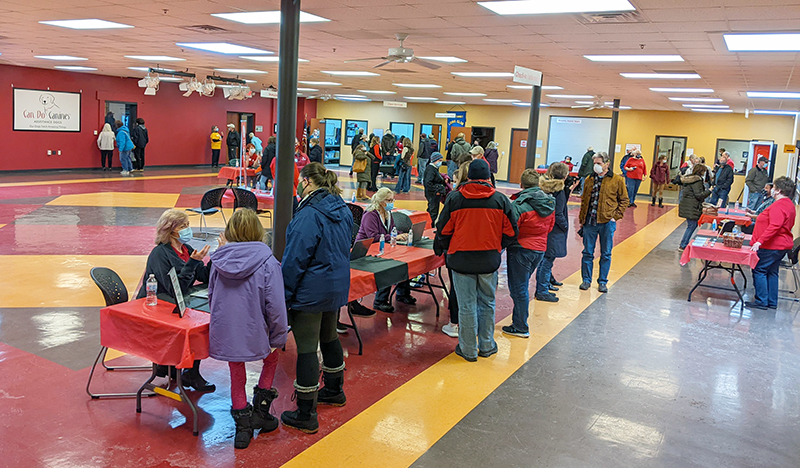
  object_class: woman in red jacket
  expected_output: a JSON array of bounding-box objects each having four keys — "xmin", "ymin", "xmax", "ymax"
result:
[
  {"xmin": 748, "ymin": 176, "xmax": 796, "ymax": 309},
  {"xmin": 649, "ymin": 156, "xmax": 669, "ymax": 208},
  {"xmin": 623, "ymin": 151, "xmax": 647, "ymax": 207}
]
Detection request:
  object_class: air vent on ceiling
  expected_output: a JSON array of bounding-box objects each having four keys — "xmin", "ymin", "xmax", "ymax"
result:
[
  {"xmin": 578, "ymin": 11, "xmax": 644, "ymax": 24},
  {"xmin": 182, "ymin": 24, "xmax": 230, "ymax": 33},
  {"xmin": 381, "ymin": 68, "xmax": 418, "ymax": 74}
]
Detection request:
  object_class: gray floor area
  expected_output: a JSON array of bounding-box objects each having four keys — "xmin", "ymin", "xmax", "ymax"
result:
[{"xmin": 413, "ymin": 229, "xmax": 800, "ymax": 468}]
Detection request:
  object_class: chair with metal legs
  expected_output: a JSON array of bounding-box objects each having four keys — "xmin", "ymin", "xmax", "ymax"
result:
[
  {"xmin": 186, "ymin": 187, "xmax": 229, "ymax": 239},
  {"xmin": 87, "ymin": 267, "xmax": 156, "ymax": 399},
  {"xmin": 779, "ymin": 239, "xmax": 800, "ymax": 303}
]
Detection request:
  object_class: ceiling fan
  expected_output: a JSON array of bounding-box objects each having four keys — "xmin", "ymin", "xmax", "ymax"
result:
[
  {"xmin": 306, "ymin": 91, "xmax": 332, "ymax": 101},
  {"xmin": 572, "ymin": 97, "xmax": 619, "ymax": 111},
  {"xmin": 344, "ymin": 33, "xmax": 441, "ymax": 70}
]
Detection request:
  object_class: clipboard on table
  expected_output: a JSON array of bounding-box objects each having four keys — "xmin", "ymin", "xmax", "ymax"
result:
[{"xmin": 168, "ymin": 267, "xmax": 187, "ymax": 318}]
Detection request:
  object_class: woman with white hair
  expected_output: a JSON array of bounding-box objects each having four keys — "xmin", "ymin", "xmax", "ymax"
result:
[
  {"xmin": 136, "ymin": 208, "xmax": 215, "ymax": 392},
  {"xmin": 484, "ymin": 141, "xmax": 499, "ymax": 174}
]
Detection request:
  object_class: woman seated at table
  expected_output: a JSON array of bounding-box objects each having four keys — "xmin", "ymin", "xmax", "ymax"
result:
[
  {"xmin": 677, "ymin": 164, "xmax": 711, "ymax": 251},
  {"xmin": 136, "ymin": 208, "xmax": 215, "ymax": 392},
  {"xmin": 355, "ymin": 187, "xmax": 414, "ymax": 313},
  {"xmin": 748, "ymin": 176, "xmax": 796, "ymax": 310}
]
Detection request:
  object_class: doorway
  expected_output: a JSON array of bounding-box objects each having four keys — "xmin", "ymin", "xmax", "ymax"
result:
[
  {"xmin": 227, "ymin": 112, "xmax": 255, "ymax": 145},
  {"xmin": 105, "ymin": 101, "xmax": 137, "ymax": 130},
  {"xmin": 472, "ymin": 126, "xmax": 495, "ymax": 148},
  {"xmin": 421, "ymin": 123, "xmax": 442, "ymax": 151},
  {"xmin": 508, "ymin": 128, "xmax": 530, "ymax": 184},
  {"xmin": 323, "ymin": 118, "xmax": 342, "ymax": 164},
  {"xmin": 653, "ymin": 135, "xmax": 688, "ymax": 200}
]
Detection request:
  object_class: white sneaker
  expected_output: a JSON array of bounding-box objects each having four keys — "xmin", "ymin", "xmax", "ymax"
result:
[{"xmin": 442, "ymin": 322, "xmax": 458, "ymax": 338}]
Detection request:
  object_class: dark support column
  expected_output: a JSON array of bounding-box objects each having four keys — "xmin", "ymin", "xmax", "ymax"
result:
[
  {"xmin": 608, "ymin": 99, "xmax": 621, "ymax": 167},
  {"xmin": 272, "ymin": 0, "xmax": 301, "ymax": 261},
  {"xmin": 525, "ymin": 85, "xmax": 542, "ymax": 168}
]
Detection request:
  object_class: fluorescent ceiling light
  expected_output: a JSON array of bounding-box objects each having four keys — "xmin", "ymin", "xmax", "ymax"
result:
[
  {"xmin": 298, "ymin": 87, "xmax": 318, "ymax": 92},
  {"xmin": 483, "ymin": 98, "xmax": 520, "ymax": 103},
  {"xmin": 507, "ymin": 85, "xmax": 564, "ymax": 90},
  {"xmin": 125, "ymin": 55, "xmax": 185, "ymax": 61},
  {"xmin": 621, "ymin": 72, "xmax": 700, "ymax": 79},
  {"xmin": 358, "ymin": 90, "xmax": 396, "ymax": 94},
  {"xmin": 240, "ymin": 56, "xmax": 308, "ymax": 62},
  {"xmin": 436, "ymin": 101, "xmax": 466, "ymax": 105},
  {"xmin": 405, "ymin": 97, "xmax": 438, "ymax": 101},
  {"xmin": 299, "ymin": 81, "xmax": 341, "ymax": 86},
  {"xmin": 747, "ymin": 91, "xmax": 800, "ymax": 99},
  {"xmin": 724, "ymin": 33, "xmax": 800, "ymax": 52},
  {"xmin": 128, "ymin": 67, "xmax": 150, "ymax": 72},
  {"xmin": 753, "ymin": 109, "xmax": 799, "ymax": 116},
  {"xmin": 547, "ymin": 94, "xmax": 594, "ymax": 99},
  {"xmin": 444, "ymin": 92, "xmax": 486, "ymax": 96},
  {"xmin": 35, "ymin": 55, "xmax": 89, "ymax": 61},
  {"xmin": 336, "ymin": 97, "xmax": 371, "ymax": 102},
  {"xmin": 668, "ymin": 97, "xmax": 723, "ymax": 102},
  {"xmin": 211, "ymin": 11, "xmax": 329, "ymax": 24},
  {"xmin": 691, "ymin": 108, "xmax": 733, "ymax": 113},
  {"xmin": 479, "ymin": 0, "xmax": 634, "ymax": 15},
  {"xmin": 574, "ymin": 101, "xmax": 595, "ymax": 105},
  {"xmin": 214, "ymin": 68, "xmax": 267, "ymax": 74},
  {"xmin": 451, "ymin": 72, "xmax": 514, "ymax": 78},
  {"xmin": 650, "ymin": 87, "xmax": 714, "ymax": 93},
  {"xmin": 512, "ymin": 102, "xmax": 551, "ymax": 107},
  {"xmin": 177, "ymin": 42, "xmax": 273, "ymax": 55},
  {"xmin": 158, "ymin": 77, "xmax": 184, "ymax": 82},
  {"xmin": 54, "ymin": 66, "xmax": 97, "ymax": 71},
  {"xmin": 417, "ymin": 56, "xmax": 467, "ymax": 63},
  {"xmin": 39, "ymin": 19, "xmax": 133, "ymax": 29},
  {"xmin": 584, "ymin": 55, "xmax": 684, "ymax": 62},
  {"xmin": 322, "ymin": 70, "xmax": 380, "ymax": 76},
  {"xmin": 335, "ymin": 94, "xmax": 367, "ymax": 98},
  {"xmin": 682, "ymin": 104, "xmax": 729, "ymax": 108},
  {"xmin": 393, "ymin": 83, "xmax": 442, "ymax": 88}
]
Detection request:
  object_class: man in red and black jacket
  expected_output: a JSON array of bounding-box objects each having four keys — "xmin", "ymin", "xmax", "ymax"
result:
[{"xmin": 434, "ymin": 159, "xmax": 517, "ymax": 362}]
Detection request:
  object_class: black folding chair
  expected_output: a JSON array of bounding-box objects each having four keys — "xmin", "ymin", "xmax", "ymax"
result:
[
  {"xmin": 86, "ymin": 267, "xmax": 155, "ymax": 399},
  {"xmin": 185, "ymin": 187, "xmax": 228, "ymax": 239},
  {"xmin": 346, "ymin": 202, "xmax": 365, "ymax": 243},
  {"xmin": 779, "ymin": 238, "xmax": 800, "ymax": 303},
  {"xmin": 232, "ymin": 187, "xmax": 272, "ymax": 227}
]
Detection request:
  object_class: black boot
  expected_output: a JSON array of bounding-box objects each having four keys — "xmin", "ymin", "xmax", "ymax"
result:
[
  {"xmin": 651, "ymin": 196, "xmax": 656, "ymax": 206},
  {"xmin": 318, "ymin": 368, "xmax": 346, "ymax": 407},
  {"xmin": 281, "ymin": 383, "xmax": 319, "ymax": 434},
  {"xmin": 231, "ymin": 404, "xmax": 254, "ymax": 449},
  {"xmin": 658, "ymin": 198, "xmax": 664, "ymax": 208},
  {"xmin": 181, "ymin": 361, "xmax": 216, "ymax": 393},
  {"xmin": 251, "ymin": 386, "xmax": 279, "ymax": 433}
]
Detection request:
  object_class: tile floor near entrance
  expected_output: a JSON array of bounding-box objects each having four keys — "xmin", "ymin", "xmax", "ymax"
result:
[{"xmin": 0, "ymin": 166, "xmax": 798, "ymax": 468}]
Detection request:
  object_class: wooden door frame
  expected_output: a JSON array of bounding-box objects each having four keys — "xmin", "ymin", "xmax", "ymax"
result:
[{"xmin": 507, "ymin": 127, "xmax": 528, "ymax": 183}]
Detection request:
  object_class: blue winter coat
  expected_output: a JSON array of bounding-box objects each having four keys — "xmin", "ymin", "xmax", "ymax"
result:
[
  {"xmin": 208, "ymin": 242, "xmax": 288, "ymax": 362},
  {"xmin": 116, "ymin": 126, "xmax": 134, "ymax": 152},
  {"xmin": 545, "ymin": 189, "xmax": 569, "ymax": 258},
  {"xmin": 282, "ymin": 189, "xmax": 353, "ymax": 313}
]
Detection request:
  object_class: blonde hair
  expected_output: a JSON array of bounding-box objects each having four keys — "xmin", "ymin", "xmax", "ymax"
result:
[
  {"xmin": 225, "ymin": 208, "xmax": 265, "ymax": 243},
  {"xmin": 155, "ymin": 209, "xmax": 189, "ymax": 245},
  {"xmin": 367, "ymin": 187, "xmax": 394, "ymax": 212}
]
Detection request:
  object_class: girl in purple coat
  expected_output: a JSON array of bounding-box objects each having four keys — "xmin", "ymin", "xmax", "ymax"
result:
[{"xmin": 208, "ymin": 209, "xmax": 289, "ymax": 449}]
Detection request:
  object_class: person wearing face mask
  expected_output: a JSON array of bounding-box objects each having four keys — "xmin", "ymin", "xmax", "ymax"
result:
[
  {"xmin": 623, "ymin": 150, "xmax": 647, "ymax": 208},
  {"xmin": 136, "ymin": 209, "xmax": 215, "ymax": 392},
  {"xmin": 210, "ymin": 126, "xmax": 223, "ymax": 168},
  {"xmin": 745, "ymin": 157, "xmax": 771, "ymax": 210},
  {"xmin": 423, "ymin": 152, "xmax": 448, "ymax": 225},
  {"xmin": 578, "ymin": 152, "xmax": 629, "ymax": 293},
  {"xmin": 281, "ymin": 162, "xmax": 352, "ymax": 434}
]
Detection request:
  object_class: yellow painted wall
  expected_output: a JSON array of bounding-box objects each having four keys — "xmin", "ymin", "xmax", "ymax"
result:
[{"xmin": 317, "ymin": 100, "xmax": 796, "ymax": 199}]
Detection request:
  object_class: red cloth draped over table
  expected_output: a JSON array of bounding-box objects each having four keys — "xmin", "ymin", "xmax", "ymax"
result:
[
  {"xmin": 698, "ymin": 208, "xmax": 752, "ymax": 227},
  {"xmin": 221, "ymin": 189, "xmax": 274, "ymax": 208},
  {"xmin": 217, "ymin": 167, "xmax": 256, "ymax": 182},
  {"xmin": 679, "ymin": 238, "xmax": 760, "ymax": 269},
  {"xmin": 100, "ymin": 300, "xmax": 210, "ymax": 369}
]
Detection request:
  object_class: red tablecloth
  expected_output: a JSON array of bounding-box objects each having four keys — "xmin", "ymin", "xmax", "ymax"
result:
[
  {"xmin": 536, "ymin": 168, "xmax": 578, "ymax": 177},
  {"xmin": 680, "ymin": 238, "xmax": 759, "ymax": 269},
  {"xmin": 353, "ymin": 203, "xmax": 431, "ymax": 229},
  {"xmin": 100, "ymin": 299, "xmax": 210, "ymax": 369},
  {"xmin": 217, "ymin": 167, "xmax": 256, "ymax": 181},
  {"xmin": 698, "ymin": 209, "xmax": 752, "ymax": 227},
  {"xmin": 222, "ymin": 189, "xmax": 274, "ymax": 208}
]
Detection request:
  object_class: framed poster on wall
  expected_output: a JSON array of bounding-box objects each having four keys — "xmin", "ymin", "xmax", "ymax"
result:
[{"xmin": 13, "ymin": 88, "xmax": 81, "ymax": 132}]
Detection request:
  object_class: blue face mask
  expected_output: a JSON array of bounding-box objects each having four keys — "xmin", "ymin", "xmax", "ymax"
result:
[
  {"xmin": 385, "ymin": 202, "xmax": 394, "ymax": 211},
  {"xmin": 433, "ymin": 161, "xmax": 442, "ymax": 168},
  {"xmin": 178, "ymin": 227, "xmax": 193, "ymax": 244}
]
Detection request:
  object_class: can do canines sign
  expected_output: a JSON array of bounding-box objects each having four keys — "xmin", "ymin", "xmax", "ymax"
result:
[{"xmin": 14, "ymin": 88, "xmax": 81, "ymax": 132}]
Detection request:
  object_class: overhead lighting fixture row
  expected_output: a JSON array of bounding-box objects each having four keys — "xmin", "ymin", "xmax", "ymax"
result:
[
  {"xmin": 584, "ymin": 55, "xmax": 684, "ymax": 62},
  {"xmin": 436, "ymin": 101, "xmax": 466, "ymax": 105},
  {"xmin": 650, "ymin": 87, "xmax": 714, "ymax": 93},
  {"xmin": 417, "ymin": 56, "xmax": 467, "ymax": 63},
  {"xmin": 747, "ymin": 91, "xmax": 800, "ymax": 99},
  {"xmin": 451, "ymin": 72, "xmax": 514, "ymax": 78},
  {"xmin": 393, "ymin": 83, "xmax": 441, "ymax": 88},
  {"xmin": 54, "ymin": 66, "xmax": 97, "ymax": 71},
  {"xmin": 444, "ymin": 92, "xmax": 486, "ymax": 96},
  {"xmin": 299, "ymin": 81, "xmax": 342, "ymax": 86},
  {"xmin": 125, "ymin": 55, "xmax": 185, "ymax": 61},
  {"xmin": 241, "ymin": 56, "xmax": 309, "ymax": 62},
  {"xmin": 214, "ymin": 68, "xmax": 267, "ymax": 74},
  {"xmin": 358, "ymin": 90, "xmax": 396, "ymax": 94},
  {"xmin": 478, "ymin": 0, "xmax": 635, "ymax": 16},
  {"xmin": 211, "ymin": 11, "xmax": 330, "ymax": 24},
  {"xmin": 39, "ymin": 19, "xmax": 133, "ymax": 29},
  {"xmin": 507, "ymin": 85, "xmax": 564, "ymax": 90},
  {"xmin": 177, "ymin": 42, "xmax": 273, "ymax": 55},
  {"xmin": 405, "ymin": 97, "xmax": 438, "ymax": 101},
  {"xmin": 621, "ymin": 72, "xmax": 701, "ymax": 79},
  {"xmin": 753, "ymin": 109, "xmax": 800, "ymax": 116},
  {"xmin": 322, "ymin": 70, "xmax": 380, "ymax": 76},
  {"xmin": 668, "ymin": 97, "xmax": 723, "ymax": 102},
  {"xmin": 691, "ymin": 108, "xmax": 733, "ymax": 113},
  {"xmin": 547, "ymin": 94, "xmax": 594, "ymax": 99},
  {"xmin": 484, "ymin": 98, "xmax": 520, "ymax": 103},
  {"xmin": 35, "ymin": 55, "xmax": 88, "ymax": 61},
  {"xmin": 682, "ymin": 104, "xmax": 729, "ymax": 108}
]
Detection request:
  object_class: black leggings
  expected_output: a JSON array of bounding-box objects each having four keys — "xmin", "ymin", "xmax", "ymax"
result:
[
  {"xmin": 447, "ymin": 266, "xmax": 459, "ymax": 324},
  {"xmin": 133, "ymin": 147, "xmax": 145, "ymax": 170},
  {"xmin": 426, "ymin": 194, "xmax": 442, "ymax": 226},
  {"xmin": 370, "ymin": 161, "xmax": 380, "ymax": 191},
  {"xmin": 211, "ymin": 149, "xmax": 220, "ymax": 167},
  {"xmin": 290, "ymin": 309, "xmax": 343, "ymax": 387},
  {"xmin": 101, "ymin": 150, "xmax": 113, "ymax": 168}
]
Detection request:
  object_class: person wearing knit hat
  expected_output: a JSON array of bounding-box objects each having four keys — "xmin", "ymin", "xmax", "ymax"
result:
[{"xmin": 467, "ymin": 158, "xmax": 491, "ymax": 180}]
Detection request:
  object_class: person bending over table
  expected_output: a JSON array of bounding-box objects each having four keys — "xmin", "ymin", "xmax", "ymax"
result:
[
  {"xmin": 136, "ymin": 209, "xmax": 215, "ymax": 392},
  {"xmin": 355, "ymin": 187, "xmax": 414, "ymax": 314},
  {"xmin": 747, "ymin": 176, "xmax": 796, "ymax": 310},
  {"xmin": 208, "ymin": 209, "xmax": 288, "ymax": 449},
  {"xmin": 281, "ymin": 162, "xmax": 352, "ymax": 434}
]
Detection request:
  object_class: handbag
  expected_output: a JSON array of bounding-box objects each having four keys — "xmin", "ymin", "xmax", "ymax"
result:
[{"xmin": 353, "ymin": 157, "xmax": 367, "ymax": 173}]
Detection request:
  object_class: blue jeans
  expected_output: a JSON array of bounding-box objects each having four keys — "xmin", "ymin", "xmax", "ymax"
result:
[
  {"xmin": 626, "ymin": 178, "xmax": 642, "ymax": 205},
  {"xmin": 535, "ymin": 254, "xmax": 556, "ymax": 297},
  {"xmin": 679, "ymin": 219, "xmax": 698, "ymax": 249},
  {"xmin": 395, "ymin": 164, "xmax": 411, "ymax": 193},
  {"xmin": 374, "ymin": 281, "xmax": 410, "ymax": 304},
  {"xmin": 447, "ymin": 160, "xmax": 458, "ymax": 179},
  {"xmin": 417, "ymin": 158, "xmax": 428, "ymax": 183},
  {"xmin": 507, "ymin": 247, "xmax": 544, "ymax": 333},
  {"xmin": 452, "ymin": 270, "xmax": 498, "ymax": 359},
  {"xmin": 753, "ymin": 249, "xmax": 786, "ymax": 308},
  {"xmin": 747, "ymin": 191, "xmax": 764, "ymax": 211},
  {"xmin": 581, "ymin": 221, "xmax": 616, "ymax": 285},
  {"xmin": 709, "ymin": 186, "xmax": 730, "ymax": 207},
  {"xmin": 119, "ymin": 150, "xmax": 132, "ymax": 172}
]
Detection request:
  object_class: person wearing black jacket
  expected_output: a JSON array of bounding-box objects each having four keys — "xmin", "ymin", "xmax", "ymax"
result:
[
  {"xmin": 308, "ymin": 137, "xmax": 324, "ymax": 164},
  {"xmin": 131, "ymin": 118, "xmax": 149, "ymax": 172},
  {"xmin": 709, "ymin": 151, "xmax": 734, "ymax": 207},
  {"xmin": 226, "ymin": 123, "xmax": 240, "ymax": 165},
  {"xmin": 423, "ymin": 152, "xmax": 447, "ymax": 225},
  {"xmin": 136, "ymin": 209, "xmax": 215, "ymax": 392},
  {"xmin": 416, "ymin": 133, "xmax": 430, "ymax": 184},
  {"xmin": 381, "ymin": 131, "xmax": 396, "ymax": 164},
  {"xmin": 535, "ymin": 163, "xmax": 572, "ymax": 302}
]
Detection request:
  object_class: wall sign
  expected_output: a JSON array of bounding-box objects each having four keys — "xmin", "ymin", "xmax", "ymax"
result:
[
  {"xmin": 435, "ymin": 112, "xmax": 457, "ymax": 119},
  {"xmin": 383, "ymin": 101, "xmax": 407, "ymax": 108},
  {"xmin": 14, "ymin": 88, "xmax": 81, "ymax": 132},
  {"xmin": 513, "ymin": 65, "xmax": 542, "ymax": 87},
  {"xmin": 520, "ymin": 140, "xmax": 527, "ymax": 148}
]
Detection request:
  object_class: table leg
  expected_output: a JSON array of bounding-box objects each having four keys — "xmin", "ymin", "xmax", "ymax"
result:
[
  {"xmin": 729, "ymin": 266, "xmax": 745, "ymax": 316},
  {"xmin": 136, "ymin": 364, "xmax": 158, "ymax": 413},
  {"xmin": 688, "ymin": 261, "xmax": 711, "ymax": 302},
  {"xmin": 175, "ymin": 371, "xmax": 199, "ymax": 436}
]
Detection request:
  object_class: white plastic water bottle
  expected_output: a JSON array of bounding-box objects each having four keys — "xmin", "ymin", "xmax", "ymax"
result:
[
  {"xmin": 145, "ymin": 274, "xmax": 158, "ymax": 306},
  {"xmin": 735, "ymin": 201, "xmax": 740, "ymax": 210},
  {"xmin": 407, "ymin": 228, "xmax": 414, "ymax": 247},
  {"xmin": 351, "ymin": 192, "xmax": 356, "ymax": 203},
  {"xmin": 390, "ymin": 227, "xmax": 397, "ymax": 247},
  {"xmin": 379, "ymin": 234, "xmax": 385, "ymax": 254}
]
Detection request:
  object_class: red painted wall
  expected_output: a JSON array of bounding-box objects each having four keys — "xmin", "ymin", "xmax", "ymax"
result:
[{"xmin": 0, "ymin": 64, "xmax": 316, "ymax": 171}]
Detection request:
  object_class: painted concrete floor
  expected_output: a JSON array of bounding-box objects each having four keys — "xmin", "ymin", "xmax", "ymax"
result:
[{"xmin": 0, "ymin": 166, "xmax": 797, "ymax": 467}]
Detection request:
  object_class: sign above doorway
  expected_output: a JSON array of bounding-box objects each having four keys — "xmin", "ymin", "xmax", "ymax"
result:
[{"xmin": 513, "ymin": 66, "xmax": 542, "ymax": 87}]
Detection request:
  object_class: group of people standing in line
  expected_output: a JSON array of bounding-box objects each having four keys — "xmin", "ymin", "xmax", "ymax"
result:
[{"xmin": 97, "ymin": 112, "xmax": 148, "ymax": 175}]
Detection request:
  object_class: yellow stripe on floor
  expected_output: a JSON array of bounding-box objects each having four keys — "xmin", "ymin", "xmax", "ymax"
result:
[
  {"xmin": 283, "ymin": 209, "xmax": 684, "ymax": 467},
  {"xmin": 47, "ymin": 192, "xmax": 179, "ymax": 208},
  {"xmin": 0, "ymin": 172, "xmax": 218, "ymax": 188}
]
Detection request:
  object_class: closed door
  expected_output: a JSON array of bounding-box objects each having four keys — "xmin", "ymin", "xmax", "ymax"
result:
[{"xmin": 508, "ymin": 129, "xmax": 528, "ymax": 183}]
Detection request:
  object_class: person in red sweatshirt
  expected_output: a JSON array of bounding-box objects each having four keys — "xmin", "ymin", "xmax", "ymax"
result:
[
  {"xmin": 747, "ymin": 176, "xmax": 796, "ymax": 309},
  {"xmin": 502, "ymin": 169, "xmax": 555, "ymax": 339},
  {"xmin": 435, "ymin": 159, "xmax": 517, "ymax": 361},
  {"xmin": 623, "ymin": 150, "xmax": 647, "ymax": 207}
]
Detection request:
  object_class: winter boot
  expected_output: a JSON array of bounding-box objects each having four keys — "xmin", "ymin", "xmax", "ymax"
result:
[
  {"xmin": 280, "ymin": 382, "xmax": 319, "ymax": 434},
  {"xmin": 317, "ymin": 365, "xmax": 346, "ymax": 407},
  {"xmin": 231, "ymin": 404, "xmax": 254, "ymax": 449},
  {"xmin": 251, "ymin": 386, "xmax": 279, "ymax": 433},
  {"xmin": 651, "ymin": 196, "xmax": 656, "ymax": 206},
  {"xmin": 658, "ymin": 198, "xmax": 664, "ymax": 208}
]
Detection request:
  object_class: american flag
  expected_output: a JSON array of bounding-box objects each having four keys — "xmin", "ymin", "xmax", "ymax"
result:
[{"xmin": 302, "ymin": 115, "xmax": 309, "ymax": 153}]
